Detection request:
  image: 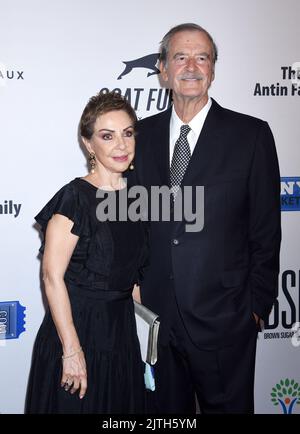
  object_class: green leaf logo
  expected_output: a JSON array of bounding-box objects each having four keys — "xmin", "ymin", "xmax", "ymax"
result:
[{"xmin": 271, "ymin": 378, "xmax": 300, "ymax": 414}]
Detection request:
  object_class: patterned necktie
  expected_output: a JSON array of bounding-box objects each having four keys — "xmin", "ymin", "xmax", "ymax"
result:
[{"xmin": 170, "ymin": 124, "xmax": 191, "ymax": 197}]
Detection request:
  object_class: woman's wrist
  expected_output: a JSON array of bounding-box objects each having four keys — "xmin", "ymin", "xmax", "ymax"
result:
[
  {"xmin": 62, "ymin": 346, "xmax": 83, "ymax": 360},
  {"xmin": 62, "ymin": 339, "xmax": 81, "ymax": 354}
]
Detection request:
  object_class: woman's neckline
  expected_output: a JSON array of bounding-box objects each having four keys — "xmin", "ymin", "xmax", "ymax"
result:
[{"xmin": 76, "ymin": 177, "xmax": 127, "ymax": 192}]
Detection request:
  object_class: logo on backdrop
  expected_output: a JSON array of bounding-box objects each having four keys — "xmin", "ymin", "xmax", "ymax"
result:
[
  {"xmin": 270, "ymin": 378, "xmax": 300, "ymax": 414},
  {"xmin": 281, "ymin": 177, "xmax": 300, "ymax": 211},
  {"xmin": 0, "ymin": 200, "xmax": 22, "ymax": 218},
  {"xmin": 0, "ymin": 301, "xmax": 26, "ymax": 341},
  {"xmin": 254, "ymin": 63, "xmax": 300, "ymax": 96},
  {"xmin": 117, "ymin": 53, "xmax": 160, "ymax": 80},
  {"xmin": 264, "ymin": 269, "xmax": 300, "ymax": 341},
  {"xmin": 0, "ymin": 63, "xmax": 24, "ymax": 87},
  {"xmin": 99, "ymin": 52, "xmax": 172, "ymax": 117}
]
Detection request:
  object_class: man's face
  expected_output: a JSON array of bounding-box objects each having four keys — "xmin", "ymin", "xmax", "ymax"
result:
[{"xmin": 160, "ymin": 30, "xmax": 215, "ymax": 103}]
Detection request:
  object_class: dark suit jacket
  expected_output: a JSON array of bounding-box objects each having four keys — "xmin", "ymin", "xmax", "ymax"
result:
[{"xmin": 132, "ymin": 98, "xmax": 281, "ymax": 349}]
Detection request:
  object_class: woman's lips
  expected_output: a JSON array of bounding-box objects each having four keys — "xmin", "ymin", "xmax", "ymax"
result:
[{"xmin": 112, "ymin": 155, "xmax": 128, "ymax": 162}]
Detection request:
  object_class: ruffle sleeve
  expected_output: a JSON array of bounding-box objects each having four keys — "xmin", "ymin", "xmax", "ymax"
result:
[{"xmin": 35, "ymin": 182, "xmax": 89, "ymax": 238}]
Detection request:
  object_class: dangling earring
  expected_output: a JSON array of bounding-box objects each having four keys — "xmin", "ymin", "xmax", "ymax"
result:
[
  {"xmin": 129, "ymin": 161, "xmax": 134, "ymax": 170},
  {"xmin": 89, "ymin": 152, "xmax": 96, "ymax": 174}
]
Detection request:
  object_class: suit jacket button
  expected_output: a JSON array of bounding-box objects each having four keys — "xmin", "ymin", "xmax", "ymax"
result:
[{"xmin": 172, "ymin": 239, "xmax": 179, "ymax": 245}]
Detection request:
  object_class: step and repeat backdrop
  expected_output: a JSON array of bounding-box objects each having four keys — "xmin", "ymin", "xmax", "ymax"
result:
[{"xmin": 0, "ymin": 0, "xmax": 299, "ymax": 414}]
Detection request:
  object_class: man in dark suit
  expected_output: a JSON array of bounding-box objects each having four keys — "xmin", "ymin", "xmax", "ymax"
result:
[{"xmin": 133, "ymin": 23, "xmax": 281, "ymax": 413}]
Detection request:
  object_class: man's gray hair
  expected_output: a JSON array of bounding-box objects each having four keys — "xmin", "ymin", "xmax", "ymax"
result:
[{"xmin": 159, "ymin": 23, "xmax": 218, "ymax": 66}]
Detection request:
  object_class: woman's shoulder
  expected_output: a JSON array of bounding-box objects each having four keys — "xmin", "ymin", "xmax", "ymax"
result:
[
  {"xmin": 34, "ymin": 178, "xmax": 93, "ymax": 233},
  {"xmin": 48, "ymin": 178, "xmax": 82, "ymax": 196},
  {"xmin": 42, "ymin": 178, "xmax": 86, "ymax": 205},
  {"xmin": 56, "ymin": 177, "xmax": 97, "ymax": 201}
]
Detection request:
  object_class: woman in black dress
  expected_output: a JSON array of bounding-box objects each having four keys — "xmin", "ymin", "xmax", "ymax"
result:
[{"xmin": 25, "ymin": 91, "xmax": 146, "ymax": 413}]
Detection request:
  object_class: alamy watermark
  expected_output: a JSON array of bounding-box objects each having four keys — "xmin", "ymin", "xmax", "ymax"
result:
[{"xmin": 95, "ymin": 184, "xmax": 205, "ymax": 233}]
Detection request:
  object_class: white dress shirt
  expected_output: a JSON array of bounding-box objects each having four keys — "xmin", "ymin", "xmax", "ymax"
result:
[{"xmin": 169, "ymin": 97, "xmax": 212, "ymax": 165}]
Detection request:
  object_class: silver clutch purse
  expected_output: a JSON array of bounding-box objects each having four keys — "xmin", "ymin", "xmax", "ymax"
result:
[{"xmin": 134, "ymin": 300, "xmax": 160, "ymax": 365}]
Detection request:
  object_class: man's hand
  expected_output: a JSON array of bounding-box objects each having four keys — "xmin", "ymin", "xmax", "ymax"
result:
[
  {"xmin": 132, "ymin": 284, "xmax": 141, "ymax": 303},
  {"xmin": 253, "ymin": 312, "xmax": 260, "ymax": 324}
]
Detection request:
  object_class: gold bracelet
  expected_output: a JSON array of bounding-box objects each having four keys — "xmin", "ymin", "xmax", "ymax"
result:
[{"xmin": 62, "ymin": 346, "xmax": 82, "ymax": 360}]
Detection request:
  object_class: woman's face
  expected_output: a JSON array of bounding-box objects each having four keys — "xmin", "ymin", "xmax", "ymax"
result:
[{"xmin": 84, "ymin": 109, "xmax": 135, "ymax": 176}]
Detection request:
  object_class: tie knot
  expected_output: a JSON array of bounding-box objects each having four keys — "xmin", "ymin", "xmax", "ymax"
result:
[{"xmin": 180, "ymin": 124, "xmax": 191, "ymax": 138}]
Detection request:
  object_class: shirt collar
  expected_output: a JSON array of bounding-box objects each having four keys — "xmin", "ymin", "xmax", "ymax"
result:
[{"xmin": 170, "ymin": 97, "xmax": 212, "ymax": 144}]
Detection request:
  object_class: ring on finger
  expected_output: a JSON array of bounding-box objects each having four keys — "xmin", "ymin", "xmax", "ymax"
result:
[{"xmin": 64, "ymin": 378, "xmax": 73, "ymax": 389}]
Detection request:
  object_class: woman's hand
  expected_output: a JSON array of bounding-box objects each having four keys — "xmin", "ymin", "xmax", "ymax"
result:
[{"xmin": 61, "ymin": 349, "xmax": 87, "ymax": 399}]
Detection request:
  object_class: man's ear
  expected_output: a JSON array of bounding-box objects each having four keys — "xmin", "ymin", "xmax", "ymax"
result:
[
  {"xmin": 159, "ymin": 61, "xmax": 168, "ymax": 82},
  {"xmin": 211, "ymin": 68, "xmax": 215, "ymax": 82}
]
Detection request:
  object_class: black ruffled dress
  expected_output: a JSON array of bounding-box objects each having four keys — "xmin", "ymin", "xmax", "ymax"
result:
[{"xmin": 25, "ymin": 178, "xmax": 147, "ymax": 413}]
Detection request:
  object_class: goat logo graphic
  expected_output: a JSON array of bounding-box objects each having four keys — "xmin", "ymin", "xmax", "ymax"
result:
[{"xmin": 117, "ymin": 53, "xmax": 160, "ymax": 80}]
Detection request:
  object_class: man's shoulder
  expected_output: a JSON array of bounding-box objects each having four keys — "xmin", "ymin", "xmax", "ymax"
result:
[
  {"xmin": 137, "ymin": 108, "xmax": 171, "ymax": 131},
  {"xmin": 213, "ymin": 99, "xmax": 267, "ymax": 128}
]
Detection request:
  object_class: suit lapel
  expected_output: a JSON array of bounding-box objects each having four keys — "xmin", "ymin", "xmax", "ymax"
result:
[
  {"xmin": 149, "ymin": 99, "xmax": 224, "ymax": 188},
  {"xmin": 152, "ymin": 107, "xmax": 172, "ymax": 186},
  {"xmin": 172, "ymin": 99, "xmax": 224, "ymax": 235},
  {"xmin": 181, "ymin": 98, "xmax": 223, "ymax": 187}
]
